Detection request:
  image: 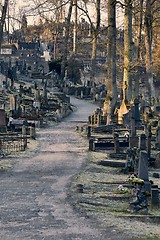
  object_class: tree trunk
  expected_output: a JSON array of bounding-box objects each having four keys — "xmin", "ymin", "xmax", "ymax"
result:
[
  {"xmin": 73, "ymin": 0, "xmax": 77, "ymax": 53},
  {"xmin": 61, "ymin": 0, "xmax": 73, "ymax": 80},
  {"xmin": 135, "ymin": 0, "xmax": 144, "ymax": 60},
  {"xmin": 90, "ymin": 0, "xmax": 101, "ymax": 82},
  {"xmin": 123, "ymin": 0, "xmax": 132, "ymax": 102},
  {"xmin": 0, "ymin": 0, "xmax": 9, "ymax": 49},
  {"xmin": 103, "ymin": 0, "xmax": 117, "ymax": 123},
  {"xmin": 144, "ymin": 0, "xmax": 155, "ymax": 101}
]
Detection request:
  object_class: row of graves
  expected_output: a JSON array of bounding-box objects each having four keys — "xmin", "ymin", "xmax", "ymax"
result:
[
  {"xmin": 0, "ymin": 74, "xmax": 72, "ymax": 157},
  {"xmin": 77, "ymin": 96, "xmax": 160, "ymax": 214}
]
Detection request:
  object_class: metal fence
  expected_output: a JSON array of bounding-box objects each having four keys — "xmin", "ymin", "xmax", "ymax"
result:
[{"xmin": 0, "ymin": 133, "xmax": 27, "ymax": 156}]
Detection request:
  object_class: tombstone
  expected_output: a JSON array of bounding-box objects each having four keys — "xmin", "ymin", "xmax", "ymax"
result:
[
  {"xmin": 87, "ymin": 126, "xmax": 91, "ymax": 138},
  {"xmin": 155, "ymin": 152, "xmax": 160, "ymax": 168},
  {"xmin": 97, "ymin": 114, "xmax": 101, "ymax": 126},
  {"xmin": 129, "ymin": 150, "xmax": 150, "ymax": 212},
  {"xmin": 19, "ymin": 84, "xmax": 24, "ymax": 93},
  {"xmin": 133, "ymin": 77, "xmax": 140, "ymax": 99},
  {"xmin": 139, "ymin": 134, "xmax": 146, "ymax": 150},
  {"xmin": 151, "ymin": 185, "xmax": 159, "ymax": 208},
  {"xmin": 125, "ymin": 147, "xmax": 138, "ymax": 174},
  {"xmin": 155, "ymin": 106, "xmax": 160, "ymax": 113},
  {"xmin": 155, "ymin": 126, "xmax": 160, "ymax": 149},
  {"xmin": 138, "ymin": 150, "xmax": 151, "ymax": 193},
  {"xmin": 134, "ymin": 97, "xmax": 141, "ymax": 126},
  {"xmin": 129, "ymin": 106, "xmax": 139, "ymax": 148},
  {"xmin": 114, "ymin": 133, "xmax": 120, "ymax": 154},
  {"xmin": 29, "ymin": 126, "xmax": 36, "ymax": 139},
  {"xmin": 0, "ymin": 109, "xmax": 6, "ymax": 127},
  {"xmin": 123, "ymin": 111, "xmax": 130, "ymax": 127},
  {"xmin": 42, "ymin": 86, "xmax": 48, "ymax": 106},
  {"xmin": 130, "ymin": 105, "xmax": 136, "ymax": 136},
  {"xmin": 94, "ymin": 112, "xmax": 97, "ymax": 125},
  {"xmin": 17, "ymin": 105, "xmax": 22, "ymax": 118},
  {"xmin": 146, "ymin": 125, "xmax": 152, "ymax": 160},
  {"xmin": 80, "ymin": 90, "xmax": 84, "ymax": 99},
  {"xmin": 22, "ymin": 125, "xmax": 27, "ymax": 149},
  {"xmin": 140, "ymin": 97, "xmax": 146, "ymax": 115}
]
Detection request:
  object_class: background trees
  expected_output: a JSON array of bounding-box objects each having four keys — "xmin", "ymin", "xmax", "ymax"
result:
[{"xmin": 1, "ymin": 0, "xmax": 160, "ymax": 120}]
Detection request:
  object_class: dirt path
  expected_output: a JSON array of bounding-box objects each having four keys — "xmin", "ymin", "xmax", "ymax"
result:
[{"xmin": 0, "ymin": 97, "xmax": 137, "ymax": 240}]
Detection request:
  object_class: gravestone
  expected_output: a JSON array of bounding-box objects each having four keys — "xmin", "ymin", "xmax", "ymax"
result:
[
  {"xmin": 138, "ymin": 150, "xmax": 151, "ymax": 193},
  {"xmin": 139, "ymin": 134, "xmax": 146, "ymax": 150},
  {"xmin": 134, "ymin": 97, "xmax": 141, "ymax": 126},
  {"xmin": 114, "ymin": 133, "xmax": 120, "ymax": 154},
  {"xmin": 151, "ymin": 185, "xmax": 159, "ymax": 208},
  {"xmin": 155, "ymin": 126, "xmax": 160, "ymax": 149},
  {"xmin": 146, "ymin": 125, "xmax": 152, "ymax": 160},
  {"xmin": 129, "ymin": 106, "xmax": 139, "ymax": 148},
  {"xmin": 87, "ymin": 126, "xmax": 91, "ymax": 138}
]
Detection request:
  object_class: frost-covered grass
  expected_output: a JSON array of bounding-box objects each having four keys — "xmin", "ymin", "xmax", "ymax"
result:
[{"xmin": 69, "ymin": 148, "xmax": 160, "ymax": 240}]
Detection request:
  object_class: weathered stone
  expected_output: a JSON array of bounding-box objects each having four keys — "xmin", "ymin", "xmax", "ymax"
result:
[{"xmin": 151, "ymin": 185, "xmax": 159, "ymax": 208}]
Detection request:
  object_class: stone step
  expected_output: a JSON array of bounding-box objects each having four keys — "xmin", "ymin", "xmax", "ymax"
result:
[
  {"xmin": 98, "ymin": 160, "xmax": 126, "ymax": 168},
  {"xmin": 109, "ymin": 152, "xmax": 127, "ymax": 159}
]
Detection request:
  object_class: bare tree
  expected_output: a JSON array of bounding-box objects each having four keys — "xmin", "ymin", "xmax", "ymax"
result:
[
  {"xmin": 123, "ymin": 0, "xmax": 133, "ymax": 102},
  {"xmin": 103, "ymin": 0, "xmax": 117, "ymax": 123},
  {"xmin": 0, "ymin": 0, "xmax": 9, "ymax": 48},
  {"xmin": 60, "ymin": 0, "xmax": 74, "ymax": 80},
  {"xmin": 73, "ymin": 0, "xmax": 77, "ymax": 53},
  {"xmin": 90, "ymin": 0, "xmax": 101, "ymax": 79},
  {"xmin": 144, "ymin": 0, "xmax": 155, "ymax": 101}
]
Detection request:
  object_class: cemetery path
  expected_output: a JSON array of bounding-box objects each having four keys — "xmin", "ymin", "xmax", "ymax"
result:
[{"xmin": 0, "ymin": 97, "xmax": 132, "ymax": 240}]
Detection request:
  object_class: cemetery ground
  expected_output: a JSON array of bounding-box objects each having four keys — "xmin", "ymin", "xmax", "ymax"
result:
[{"xmin": 0, "ymin": 97, "xmax": 160, "ymax": 239}]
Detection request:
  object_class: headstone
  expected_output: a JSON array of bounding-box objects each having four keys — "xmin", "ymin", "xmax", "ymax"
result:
[
  {"xmin": 0, "ymin": 109, "xmax": 6, "ymax": 127},
  {"xmin": 134, "ymin": 97, "xmax": 141, "ymax": 126},
  {"xmin": 156, "ymin": 126, "xmax": 160, "ymax": 149},
  {"xmin": 139, "ymin": 134, "xmax": 146, "ymax": 150},
  {"xmin": 129, "ymin": 106, "xmax": 139, "ymax": 148},
  {"xmin": 138, "ymin": 150, "xmax": 149, "ymax": 180},
  {"xmin": 151, "ymin": 185, "xmax": 159, "ymax": 208},
  {"xmin": 30, "ymin": 126, "xmax": 36, "ymax": 139},
  {"xmin": 138, "ymin": 150, "xmax": 151, "ymax": 193},
  {"xmin": 146, "ymin": 125, "xmax": 152, "ymax": 159},
  {"xmin": 81, "ymin": 90, "xmax": 83, "ymax": 99},
  {"xmin": 87, "ymin": 126, "xmax": 91, "ymax": 138},
  {"xmin": 130, "ymin": 105, "xmax": 136, "ymax": 136},
  {"xmin": 22, "ymin": 125, "xmax": 27, "ymax": 148},
  {"xmin": 114, "ymin": 133, "xmax": 120, "ymax": 154}
]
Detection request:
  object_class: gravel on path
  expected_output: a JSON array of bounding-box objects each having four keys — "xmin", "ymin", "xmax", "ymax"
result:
[{"xmin": 0, "ymin": 97, "xmax": 154, "ymax": 240}]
